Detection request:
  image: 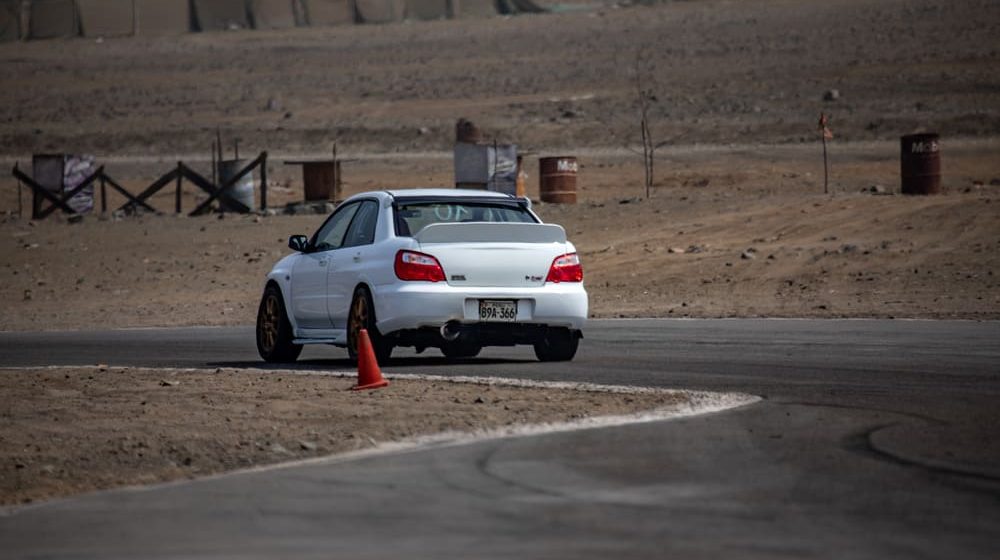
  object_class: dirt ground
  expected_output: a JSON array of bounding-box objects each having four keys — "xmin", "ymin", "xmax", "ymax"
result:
[
  {"xmin": 0, "ymin": 366, "xmax": 689, "ymax": 506},
  {"xmin": 1, "ymin": 143, "xmax": 997, "ymax": 331},
  {"xmin": 0, "ymin": 0, "xmax": 998, "ymax": 505}
]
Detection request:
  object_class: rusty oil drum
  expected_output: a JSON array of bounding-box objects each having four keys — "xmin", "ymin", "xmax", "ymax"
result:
[
  {"xmin": 900, "ymin": 133, "xmax": 941, "ymax": 195},
  {"xmin": 539, "ymin": 156, "xmax": 578, "ymax": 204}
]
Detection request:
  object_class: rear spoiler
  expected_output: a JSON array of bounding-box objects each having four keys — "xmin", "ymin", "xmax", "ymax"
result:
[{"xmin": 414, "ymin": 223, "xmax": 567, "ymax": 244}]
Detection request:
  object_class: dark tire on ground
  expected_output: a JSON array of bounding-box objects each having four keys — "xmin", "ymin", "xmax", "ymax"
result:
[
  {"xmin": 347, "ymin": 286, "xmax": 393, "ymax": 364},
  {"xmin": 533, "ymin": 328, "xmax": 579, "ymax": 362},
  {"xmin": 256, "ymin": 283, "xmax": 303, "ymax": 363},
  {"xmin": 440, "ymin": 342, "xmax": 482, "ymax": 359}
]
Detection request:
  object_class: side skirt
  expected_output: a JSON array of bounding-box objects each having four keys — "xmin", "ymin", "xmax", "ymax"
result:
[{"xmin": 293, "ymin": 328, "xmax": 347, "ymax": 347}]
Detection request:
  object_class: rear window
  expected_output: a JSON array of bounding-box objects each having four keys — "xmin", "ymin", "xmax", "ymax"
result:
[{"xmin": 394, "ymin": 199, "xmax": 537, "ymax": 237}]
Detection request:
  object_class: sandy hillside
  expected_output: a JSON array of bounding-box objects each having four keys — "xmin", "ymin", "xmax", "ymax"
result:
[{"xmin": 0, "ymin": 0, "xmax": 998, "ymax": 157}]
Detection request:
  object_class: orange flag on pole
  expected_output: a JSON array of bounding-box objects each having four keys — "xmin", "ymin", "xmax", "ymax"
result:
[{"xmin": 819, "ymin": 113, "xmax": 833, "ymax": 140}]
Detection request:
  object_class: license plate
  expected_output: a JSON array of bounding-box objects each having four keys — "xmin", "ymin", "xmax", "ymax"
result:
[{"xmin": 479, "ymin": 300, "xmax": 517, "ymax": 322}]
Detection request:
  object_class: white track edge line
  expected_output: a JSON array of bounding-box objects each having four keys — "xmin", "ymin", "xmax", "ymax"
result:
[{"xmin": 2, "ymin": 365, "xmax": 728, "ymax": 396}]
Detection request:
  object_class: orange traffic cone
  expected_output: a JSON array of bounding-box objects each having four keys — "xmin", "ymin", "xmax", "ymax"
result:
[{"xmin": 352, "ymin": 329, "xmax": 389, "ymax": 391}]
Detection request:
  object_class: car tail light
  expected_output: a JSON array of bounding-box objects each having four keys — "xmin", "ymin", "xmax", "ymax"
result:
[
  {"xmin": 395, "ymin": 250, "xmax": 446, "ymax": 282},
  {"xmin": 546, "ymin": 253, "xmax": 583, "ymax": 283}
]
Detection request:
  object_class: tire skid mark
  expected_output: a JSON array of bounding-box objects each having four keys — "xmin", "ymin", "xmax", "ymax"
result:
[
  {"xmin": 779, "ymin": 400, "xmax": 1000, "ymax": 485},
  {"xmin": 774, "ymin": 399, "xmax": 947, "ymax": 425}
]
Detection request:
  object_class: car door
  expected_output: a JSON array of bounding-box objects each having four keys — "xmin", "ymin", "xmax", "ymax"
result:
[
  {"xmin": 326, "ymin": 199, "xmax": 380, "ymax": 329},
  {"xmin": 290, "ymin": 202, "xmax": 360, "ymax": 330}
]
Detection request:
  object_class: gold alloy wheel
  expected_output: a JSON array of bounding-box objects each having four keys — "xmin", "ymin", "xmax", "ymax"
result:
[
  {"xmin": 260, "ymin": 294, "xmax": 280, "ymax": 352},
  {"xmin": 349, "ymin": 294, "xmax": 369, "ymax": 354}
]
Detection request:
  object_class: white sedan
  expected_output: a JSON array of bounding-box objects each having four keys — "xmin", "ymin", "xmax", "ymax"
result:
[{"xmin": 256, "ymin": 189, "xmax": 588, "ymax": 363}]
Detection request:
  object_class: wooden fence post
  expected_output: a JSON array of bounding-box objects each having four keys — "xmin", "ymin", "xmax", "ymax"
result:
[
  {"xmin": 260, "ymin": 151, "xmax": 268, "ymax": 211},
  {"xmin": 175, "ymin": 162, "xmax": 183, "ymax": 214},
  {"xmin": 100, "ymin": 173, "xmax": 107, "ymax": 214},
  {"xmin": 15, "ymin": 162, "xmax": 22, "ymax": 219}
]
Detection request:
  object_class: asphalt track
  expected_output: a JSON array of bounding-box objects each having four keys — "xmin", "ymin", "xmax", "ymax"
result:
[{"xmin": 1, "ymin": 319, "xmax": 999, "ymax": 558}]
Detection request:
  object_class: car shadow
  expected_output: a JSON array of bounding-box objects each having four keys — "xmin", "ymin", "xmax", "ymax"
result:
[
  {"xmin": 375, "ymin": 356, "xmax": 537, "ymax": 368},
  {"xmin": 208, "ymin": 356, "xmax": 536, "ymax": 371}
]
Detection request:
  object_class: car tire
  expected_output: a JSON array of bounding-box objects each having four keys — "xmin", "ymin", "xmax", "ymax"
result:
[
  {"xmin": 440, "ymin": 342, "xmax": 482, "ymax": 359},
  {"xmin": 533, "ymin": 328, "xmax": 579, "ymax": 362},
  {"xmin": 256, "ymin": 284, "xmax": 303, "ymax": 363},
  {"xmin": 347, "ymin": 286, "xmax": 393, "ymax": 364}
]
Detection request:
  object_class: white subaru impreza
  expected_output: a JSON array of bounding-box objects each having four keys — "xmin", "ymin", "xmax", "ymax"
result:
[{"xmin": 256, "ymin": 189, "xmax": 588, "ymax": 364}]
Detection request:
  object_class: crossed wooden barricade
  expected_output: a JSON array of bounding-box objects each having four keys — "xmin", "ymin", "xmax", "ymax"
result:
[{"xmin": 12, "ymin": 152, "xmax": 268, "ymax": 219}]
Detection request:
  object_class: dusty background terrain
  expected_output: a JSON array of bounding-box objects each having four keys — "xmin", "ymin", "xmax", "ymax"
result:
[
  {"xmin": 1, "ymin": 159, "xmax": 998, "ymax": 332},
  {"xmin": 0, "ymin": 0, "xmax": 996, "ymax": 329},
  {"xmin": 1, "ymin": 0, "xmax": 998, "ymax": 155},
  {"xmin": 0, "ymin": 0, "xmax": 998, "ymax": 504}
]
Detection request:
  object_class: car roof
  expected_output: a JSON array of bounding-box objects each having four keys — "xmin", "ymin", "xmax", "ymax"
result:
[{"xmin": 384, "ymin": 188, "xmax": 514, "ymax": 199}]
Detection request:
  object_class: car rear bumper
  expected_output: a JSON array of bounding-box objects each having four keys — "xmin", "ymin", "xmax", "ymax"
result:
[{"xmin": 372, "ymin": 282, "xmax": 588, "ymax": 335}]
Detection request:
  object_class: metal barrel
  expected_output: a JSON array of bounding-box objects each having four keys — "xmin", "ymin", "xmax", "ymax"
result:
[
  {"xmin": 217, "ymin": 159, "xmax": 255, "ymax": 211},
  {"xmin": 539, "ymin": 156, "xmax": 578, "ymax": 204},
  {"xmin": 900, "ymin": 133, "xmax": 941, "ymax": 195}
]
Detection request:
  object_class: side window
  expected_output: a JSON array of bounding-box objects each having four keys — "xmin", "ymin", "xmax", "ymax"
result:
[
  {"xmin": 343, "ymin": 200, "xmax": 379, "ymax": 248},
  {"xmin": 311, "ymin": 202, "xmax": 360, "ymax": 252}
]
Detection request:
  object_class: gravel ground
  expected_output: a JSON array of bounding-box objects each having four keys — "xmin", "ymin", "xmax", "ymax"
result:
[{"xmin": 0, "ymin": 366, "xmax": 691, "ymax": 506}]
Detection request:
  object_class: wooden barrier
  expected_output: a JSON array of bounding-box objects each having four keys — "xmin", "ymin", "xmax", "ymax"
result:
[{"xmin": 11, "ymin": 152, "xmax": 269, "ymax": 219}]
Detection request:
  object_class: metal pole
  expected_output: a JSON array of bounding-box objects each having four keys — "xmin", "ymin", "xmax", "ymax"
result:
[
  {"xmin": 822, "ymin": 135, "xmax": 829, "ymax": 195},
  {"xmin": 818, "ymin": 112, "xmax": 831, "ymax": 195}
]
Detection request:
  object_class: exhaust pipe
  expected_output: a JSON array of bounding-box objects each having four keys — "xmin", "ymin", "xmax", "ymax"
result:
[{"xmin": 440, "ymin": 321, "xmax": 462, "ymax": 342}]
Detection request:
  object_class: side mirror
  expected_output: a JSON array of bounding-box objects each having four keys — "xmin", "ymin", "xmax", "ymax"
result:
[{"xmin": 288, "ymin": 235, "xmax": 309, "ymax": 252}]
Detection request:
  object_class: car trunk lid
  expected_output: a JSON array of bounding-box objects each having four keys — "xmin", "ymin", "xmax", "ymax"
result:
[{"xmin": 414, "ymin": 223, "xmax": 569, "ymax": 288}]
